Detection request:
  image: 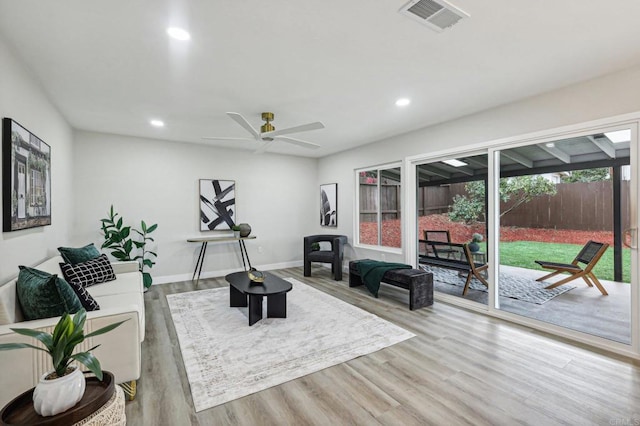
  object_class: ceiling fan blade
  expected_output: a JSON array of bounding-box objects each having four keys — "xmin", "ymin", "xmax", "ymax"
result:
[
  {"xmin": 202, "ymin": 136, "xmax": 255, "ymax": 141},
  {"xmin": 253, "ymin": 141, "xmax": 276, "ymax": 155},
  {"xmin": 261, "ymin": 121, "xmax": 325, "ymax": 138},
  {"xmin": 227, "ymin": 112, "xmax": 260, "ymax": 138},
  {"xmin": 276, "ymin": 136, "xmax": 321, "ymax": 149}
]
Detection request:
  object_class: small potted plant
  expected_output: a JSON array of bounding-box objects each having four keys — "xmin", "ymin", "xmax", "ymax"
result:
[
  {"xmin": 469, "ymin": 233, "xmax": 484, "ymax": 253},
  {"xmin": 0, "ymin": 309, "xmax": 127, "ymax": 416},
  {"xmin": 232, "ymin": 225, "xmax": 241, "ymax": 238},
  {"xmin": 310, "ymin": 242, "xmax": 320, "ymax": 251}
]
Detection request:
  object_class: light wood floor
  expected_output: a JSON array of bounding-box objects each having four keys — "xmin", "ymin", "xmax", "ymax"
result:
[{"xmin": 125, "ymin": 266, "xmax": 640, "ymax": 425}]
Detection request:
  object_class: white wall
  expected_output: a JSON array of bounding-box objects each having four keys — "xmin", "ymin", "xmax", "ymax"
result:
[
  {"xmin": 72, "ymin": 131, "xmax": 317, "ymax": 283},
  {"xmin": 316, "ymin": 63, "xmax": 640, "ymax": 263},
  {"xmin": 0, "ymin": 37, "xmax": 74, "ymax": 283}
]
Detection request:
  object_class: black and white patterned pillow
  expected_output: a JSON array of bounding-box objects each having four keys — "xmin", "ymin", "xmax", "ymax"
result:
[
  {"xmin": 60, "ymin": 254, "xmax": 116, "ymax": 288},
  {"xmin": 64, "ymin": 278, "xmax": 100, "ymax": 311}
]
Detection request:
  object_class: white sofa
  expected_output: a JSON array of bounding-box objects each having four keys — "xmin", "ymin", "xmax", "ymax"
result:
[{"xmin": 0, "ymin": 256, "xmax": 145, "ymax": 407}]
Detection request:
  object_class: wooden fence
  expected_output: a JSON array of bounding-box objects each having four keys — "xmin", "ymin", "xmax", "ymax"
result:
[
  {"xmin": 499, "ymin": 181, "xmax": 630, "ymax": 231},
  {"xmin": 359, "ymin": 183, "xmax": 401, "ymax": 223},
  {"xmin": 362, "ymin": 181, "xmax": 630, "ymax": 231}
]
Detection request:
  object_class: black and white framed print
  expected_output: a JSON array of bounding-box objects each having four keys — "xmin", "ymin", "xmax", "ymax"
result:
[
  {"xmin": 199, "ymin": 179, "xmax": 236, "ymax": 231},
  {"xmin": 320, "ymin": 183, "xmax": 337, "ymax": 227},
  {"xmin": 2, "ymin": 118, "xmax": 52, "ymax": 232}
]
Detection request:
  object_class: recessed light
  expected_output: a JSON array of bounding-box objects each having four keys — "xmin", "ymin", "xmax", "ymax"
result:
[
  {"xmin": 442, "ymin": 159, "xmax": 467, "ymax": 167},
  {"xmin": 545, "ymin": 142, "xmax": 555, "ymax": 148},
  {"xmin": 605, "ymin": 129, "xmax": 631, "ymax": 143},
  {"xmin": 395, "ymin": 98, "xmax": 411, "ymax": 107},
  {"xmin": 150, "ymin": 119, "xmax": 165, "ymax": 127},
  {"xmin": 167, "ymin": 27, "xmax": 191, "ymax": 41}
]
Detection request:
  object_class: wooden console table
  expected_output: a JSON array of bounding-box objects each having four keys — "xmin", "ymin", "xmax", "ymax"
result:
[{"xmin": 187, "ymin": 235, "xmax": 257, "ymax": 286}]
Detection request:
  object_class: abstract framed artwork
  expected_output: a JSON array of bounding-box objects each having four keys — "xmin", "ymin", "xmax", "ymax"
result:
[
  {"xmin": 199, "ymin": 179, "xmax": 236, "ymax": 231},
  {"xmin": 320, "ymin": 183, "xmax": 337, "ymax": 227},
  {"xmin": 2, "ymin": 118, "xmax": 52, "ymax": 232}
]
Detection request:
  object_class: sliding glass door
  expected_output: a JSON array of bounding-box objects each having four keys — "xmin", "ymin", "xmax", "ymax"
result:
[
  {"xmin": 415, "ymin": 153, "xmax": 489, "ymax": 306},
  {"xmin": 407, "ymin": 117, "xmax": 640, "ymax": 355},
  {"xmin": 493, "ymin": 127, "xmax": 636, "ymax": 344}
]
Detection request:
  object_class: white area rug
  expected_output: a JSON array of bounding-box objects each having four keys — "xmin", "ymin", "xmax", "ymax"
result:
[{"xmin": 166, "ymin": 278, "xmax": 415, "ymax": 412}]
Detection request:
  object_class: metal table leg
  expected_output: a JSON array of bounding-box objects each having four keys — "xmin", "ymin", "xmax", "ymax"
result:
[
  {"xmin": 193, "ymin": 242, "xmax": 208, "ymax": 287},
  {"xmin": 239, "ymin": 239, "xmax": 253, "ymax": 270}
]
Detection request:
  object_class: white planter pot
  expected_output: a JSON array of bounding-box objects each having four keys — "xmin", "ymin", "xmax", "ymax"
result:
[{"xmin": 33, "ymin": 366, "xmax": 86, "ymax": 416}]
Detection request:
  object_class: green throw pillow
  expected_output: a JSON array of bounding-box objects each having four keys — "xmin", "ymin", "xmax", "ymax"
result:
[
  {"xmin": 58, "ymin": 243, "xmax": 101, "ymax": 265},
  {"xmin": 16, "ymin": 266, "xmax": 82, "ymax": 321}
]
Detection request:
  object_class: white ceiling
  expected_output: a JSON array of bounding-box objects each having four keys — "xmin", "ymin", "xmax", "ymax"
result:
[{"xmin": 1, "ymin": 0, "xmax": 640, "ymax": 158}]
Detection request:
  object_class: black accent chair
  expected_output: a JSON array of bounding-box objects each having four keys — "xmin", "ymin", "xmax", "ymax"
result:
[{"xmin": 303, "ymin": 235, "xmax": 348, "ymax": 281}]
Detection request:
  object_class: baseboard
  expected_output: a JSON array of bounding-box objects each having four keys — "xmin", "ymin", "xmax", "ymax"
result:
[{"xmin": 152, "ymin": 260, "xmax": 304, "ymax": 285}]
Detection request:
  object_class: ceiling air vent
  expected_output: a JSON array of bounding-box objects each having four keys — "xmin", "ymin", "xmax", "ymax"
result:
[{"xmin": 399, "ymin": 0, "xmax": 469, "ymax": 32}]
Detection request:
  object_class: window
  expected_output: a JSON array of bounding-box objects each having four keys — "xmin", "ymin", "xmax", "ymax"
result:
[
  {"xmin": 357, "ymin": 164, "xmax": 402, "ymax": 248},
  {"xmin": 30, "ymin": 169, "xmax": 43, "ymax": 206}
]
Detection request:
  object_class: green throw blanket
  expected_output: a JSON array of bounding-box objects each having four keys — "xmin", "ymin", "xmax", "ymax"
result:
[{"xmin": 356, "ymin": 260, "xmax": 412, "ymax": 297}]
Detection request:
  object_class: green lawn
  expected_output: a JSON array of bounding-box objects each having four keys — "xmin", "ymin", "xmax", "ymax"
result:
[{"xmin": 495, "ymin": 241, "xmax": 631, "ymax": 283}]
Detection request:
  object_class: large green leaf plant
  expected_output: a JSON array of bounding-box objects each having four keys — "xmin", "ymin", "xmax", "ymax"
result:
[
  {"xmin": 101, "ymin": 205, "xmax": 158, "ymax": 288},
  {"xmin": 0, "ymin": 309, "xmax": 126, "ymax": 380}
]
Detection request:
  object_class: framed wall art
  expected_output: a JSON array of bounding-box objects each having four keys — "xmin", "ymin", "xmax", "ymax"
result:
[
  {"xmin": 2, "ymin": 118, "xmax": 52, "ymax": 232},
  {"xmin": 320, "ymin": 183, "xmax": 337, "ymax": 227},
  {"xmin": 199, "ymin": 179, "xmax": 236, "ymax": 231}
]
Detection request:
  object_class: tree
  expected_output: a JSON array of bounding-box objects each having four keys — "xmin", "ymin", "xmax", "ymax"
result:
[
  {"xmin": 449, "ymin": 176, "xmax": 557, "ymax": 223},
  {"xmin": 561, "ymin": 167, "xmax": 610, "ymax": 183},
  {"xmin": 449, "ymin": 181, "xmax": 485, "ymax": 224}
]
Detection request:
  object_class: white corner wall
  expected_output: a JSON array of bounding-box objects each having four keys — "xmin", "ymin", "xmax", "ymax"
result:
[
  {"xmin": 72, "ymin": 131, "xmax": 318, "ymax": 283},
  {"xmin": 0, "ymin": 37, "xmax": 74, "ymax": 283},
  {"xmin": 316, "ymin": 63, "xmax": 640, "ymax": 263}
]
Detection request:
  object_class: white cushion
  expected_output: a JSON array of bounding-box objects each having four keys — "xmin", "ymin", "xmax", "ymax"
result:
[
  {"xmin": 94, "ymin": 294, "xmax": 145, "ymax": 341},
  {"xmin": 87, "ymin": 271, "xmax": 142, "ymax": 297},
  {"xmin": 0, "ymin": 280, "xmax": 22, "ymax": 325},
  {"xmin": 33, "ymin": 256, "xmax": 67, "ymax": 275}
]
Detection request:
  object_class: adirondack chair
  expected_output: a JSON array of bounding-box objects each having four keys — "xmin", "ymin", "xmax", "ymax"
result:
[{"xmin": 534, "ymin": 240, "xmax": 609, "ymax": 295}]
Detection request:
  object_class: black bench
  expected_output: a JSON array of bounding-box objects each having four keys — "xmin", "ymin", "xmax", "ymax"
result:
[
  {"xmin": 418, "ymin": 240, "xmax": 488, "ymax": 296},
  {"xmin": 348, "ymin": 260, "xmax": 433, "ymax": 310}
]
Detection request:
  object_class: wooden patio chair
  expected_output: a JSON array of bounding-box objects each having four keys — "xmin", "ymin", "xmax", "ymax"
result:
[
  {"xmin": 534, "ymin": 240, "xmax": 609, "ymax": 295},
  {"xmin": 419, "ymin": 241, "xmax": 488, "ymax": 296},
  {"xmin": 423, "ymin": 230, "xmax": 458, "ymax": 259}
]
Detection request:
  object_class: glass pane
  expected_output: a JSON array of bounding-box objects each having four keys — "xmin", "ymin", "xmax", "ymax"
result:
[
  {"xmin": 497, "ymin": 131, "xmax": 631, "ymax": 344},
  {"xmin": 359, "ymin": 170, "xmax": 379, "ymax": 245},
  {"xmin": 381, "ymin": 167, "xmax": 401, "ymax": 248},
  {"xmin": 416, "ymin": 154, "xmax": 488, "ymax": 306}
]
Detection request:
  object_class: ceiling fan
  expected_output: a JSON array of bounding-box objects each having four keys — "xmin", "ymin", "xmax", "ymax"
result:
[{"xmin": 203, "ymin": 112, "xmax": 325, "ymax": 154}]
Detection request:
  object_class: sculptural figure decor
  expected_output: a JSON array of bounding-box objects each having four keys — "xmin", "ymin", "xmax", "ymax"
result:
[{"xmin": 199, "ymin": 179, "xmax": 236, "ymax": 231}]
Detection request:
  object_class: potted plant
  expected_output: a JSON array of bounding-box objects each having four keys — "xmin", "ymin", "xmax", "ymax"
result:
[
  {"xmin": 0, "ymin": 309, "xmax": 126, "ymax": 416},
  {"xmin": 469, "ymin": 233, "xmax": 484, "ymax": 253},
  {"xmin": 100, "ymin": 205, "xmax": 158, "ymax": 289},
  {"xmin": 310, "ymin": 242, "xmax": 320, "ymax": 251},
  {"xmin": 232, "ymin": 225, "xmax": 241, "ymax": 238}
]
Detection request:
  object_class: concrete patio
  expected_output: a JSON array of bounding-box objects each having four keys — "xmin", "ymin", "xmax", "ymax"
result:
[{"xmin": 432, "ymin": 265, "xmax": 631, "ymax": 344}]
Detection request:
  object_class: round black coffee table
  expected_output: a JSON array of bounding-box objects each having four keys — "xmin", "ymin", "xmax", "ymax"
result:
[{"xmin": 225, "ymin": 271, "xmax": 293, "ymax": 326}]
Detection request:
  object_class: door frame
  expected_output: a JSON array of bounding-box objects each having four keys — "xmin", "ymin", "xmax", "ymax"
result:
[{"xmin": 404, "ymin": 111, "xmax": 640, "ymax": 358}]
